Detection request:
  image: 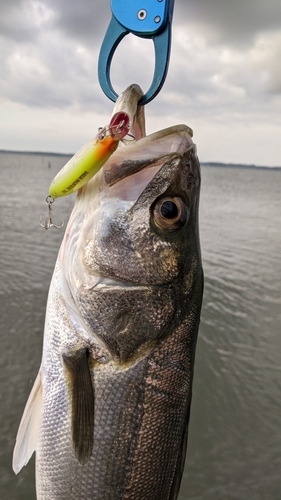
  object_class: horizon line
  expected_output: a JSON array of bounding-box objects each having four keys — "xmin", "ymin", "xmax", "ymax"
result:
[{"xmin": 0, "ymin": 149, "xmax": 280, "ymax": 170}]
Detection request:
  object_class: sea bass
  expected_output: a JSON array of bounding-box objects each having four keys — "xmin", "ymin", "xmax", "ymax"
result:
[{"xmin": 13, "ymin": 85, "xmax": 204, "ymax": 500}]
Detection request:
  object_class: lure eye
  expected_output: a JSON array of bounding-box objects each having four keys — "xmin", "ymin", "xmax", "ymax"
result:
[{"xmin": 152, "ymin": 196, "xmax": 189, "ymax": 232}]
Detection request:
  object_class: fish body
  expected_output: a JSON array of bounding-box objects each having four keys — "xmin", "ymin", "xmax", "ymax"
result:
[{"xmin": 13, "ymin": 85, "xmax": 203, "ymax": 500}]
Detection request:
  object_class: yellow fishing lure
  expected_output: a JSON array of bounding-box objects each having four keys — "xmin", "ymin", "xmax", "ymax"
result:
[{"xmin": 49, "ymin": 112, "xmax": 130, "ymax": 198}]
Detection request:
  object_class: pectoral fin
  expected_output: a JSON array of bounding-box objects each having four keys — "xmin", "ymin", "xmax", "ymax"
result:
[
  {"xmin": 13, "ymin": 370, "xmax": 42, "ymax": 474},
  {"xmin": 62, "ymin": 348, "xmax": 94, "ymax": 464}
]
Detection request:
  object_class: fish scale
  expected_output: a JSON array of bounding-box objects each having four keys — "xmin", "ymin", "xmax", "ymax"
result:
[{"xmin": 123, "ymin": 310, "xmax": 200, "ymax": 500}]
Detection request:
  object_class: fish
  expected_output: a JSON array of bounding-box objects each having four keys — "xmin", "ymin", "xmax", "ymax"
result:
[{"xmin": 13, "ymin": 84, "xmax": 204, "ymax": 500}]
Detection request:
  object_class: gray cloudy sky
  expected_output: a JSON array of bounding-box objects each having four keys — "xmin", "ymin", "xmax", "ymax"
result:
[{"xmin": 1, "ymin": 0, "xmax": 280, "ymax": 165}]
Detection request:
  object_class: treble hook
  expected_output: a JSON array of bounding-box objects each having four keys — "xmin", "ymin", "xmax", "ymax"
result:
[{"xmin": 40, "ymin": 196, "xmax": 64, "ymax": 230}]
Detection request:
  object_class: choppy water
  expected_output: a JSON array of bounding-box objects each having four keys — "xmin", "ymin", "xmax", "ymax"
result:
[{"xmin": 0, "ymin": 152, "xmax": 280, "ymax": 499}]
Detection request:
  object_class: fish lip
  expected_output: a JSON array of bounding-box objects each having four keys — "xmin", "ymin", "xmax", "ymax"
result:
[{"xmin": 110, "ymin": 84, "xmax": 145, "ymax": 140}]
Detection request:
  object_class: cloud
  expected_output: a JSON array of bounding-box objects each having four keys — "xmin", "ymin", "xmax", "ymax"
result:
[
  {"xmin": 251, "ymin": 31, "xmax": 281, "ymax": 94},
  {"xmin": 175, "ymin": 0, "xmax": 281, "ymax": 46},
  {"xmin": 47, "ymin": 0, "xmax": 111, "ymax": 42},
  {"xmin": 0, "ymin": 0, "xmax": 280, "ymax": 165}
]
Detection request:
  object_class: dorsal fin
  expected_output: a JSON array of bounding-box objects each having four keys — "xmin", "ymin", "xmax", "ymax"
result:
[
  {"xmin": 13, "ymin": 371, "xmax": 42, "ymax": 474},
  {"xmin": 62, "ymin": 348, "xmax": 95, "ymax": 464}
]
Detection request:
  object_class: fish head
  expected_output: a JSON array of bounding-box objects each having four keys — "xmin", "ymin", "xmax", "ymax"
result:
[{"xmin": 61, "ymin": 124, "xmax": 203, "ymax": 363}]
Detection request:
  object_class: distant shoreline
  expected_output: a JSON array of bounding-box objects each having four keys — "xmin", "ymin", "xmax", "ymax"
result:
[
  {"xmin": 0, "ymin": 149, "xmax": 280, "ymax": 170},
  {"xmin": 201, "ymin": 162, "xmax": 281, "ymax": 171},
  {"xmin": 0, "ymin": 149, "xmax": 72, "ymax": 158}
]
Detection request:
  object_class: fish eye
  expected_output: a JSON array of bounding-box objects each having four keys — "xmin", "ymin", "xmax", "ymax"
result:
[{"xmin": 152, "ymin": 196, "xmax": 189, "ymax": 232}]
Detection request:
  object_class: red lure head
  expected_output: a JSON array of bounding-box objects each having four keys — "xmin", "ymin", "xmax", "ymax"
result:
[{"xmin": 109, "ymin": 112, "xmax": 130, "ymax": 141}]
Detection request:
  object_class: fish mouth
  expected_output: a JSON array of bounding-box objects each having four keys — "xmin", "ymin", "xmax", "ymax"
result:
[
  {"xmin": 103, "ymin": 124, "xmax": 194, "ymax": 187},
  {"xmin": 101, "ymin": 84, "xmax": 194, "ymax": 188}
]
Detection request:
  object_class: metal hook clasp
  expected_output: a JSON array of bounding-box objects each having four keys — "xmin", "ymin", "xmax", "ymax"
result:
[
  {"xmin": 40, "ymin": 196, "xmax": 64, "ymax": 230},
  {"xmin": 98, "ymin": 0, "xmax": 175, "ymax": 105}
]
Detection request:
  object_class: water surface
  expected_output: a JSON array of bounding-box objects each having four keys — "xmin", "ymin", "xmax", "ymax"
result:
[{"xmin": 0, "ymin": 153, "xmax": 280, "ymax": 499}]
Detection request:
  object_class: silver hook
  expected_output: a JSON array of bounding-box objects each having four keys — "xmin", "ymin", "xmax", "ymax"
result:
[{"xmin": 40, "ymin": 196, "xmax": 64, "ymax": 230}]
